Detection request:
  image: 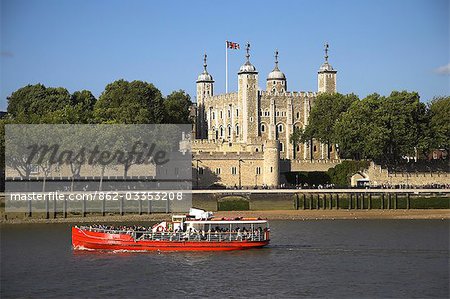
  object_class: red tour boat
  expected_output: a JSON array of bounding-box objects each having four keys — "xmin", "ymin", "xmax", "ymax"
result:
[{"xmin": 72, "ymin": 208, "xmax": 270, "ymax": 251}]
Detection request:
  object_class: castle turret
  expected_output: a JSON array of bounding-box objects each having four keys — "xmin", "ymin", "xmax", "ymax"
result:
[
  {"xmin": 263, "ymin": 140, "xmax": 279, "ymax": 188},
  {"xmin": 317, "ymin": 43, "xmax": 337, "ymax": 93},
  {"xmin": 266, "ymin": 49, "xmax": 287, "ymax": 93},
  {"xmin": 196, "ymin": 53, "xmax": 214, "ymax": 139},
  {"xmin": 238, "ymin": 42, "xmax": 259, "ymax": 143}
]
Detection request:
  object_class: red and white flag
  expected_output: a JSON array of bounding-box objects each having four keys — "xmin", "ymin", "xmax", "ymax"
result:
[{"xmin": 226, "ymin": 41, "xmax": 240, "ymax": 50}]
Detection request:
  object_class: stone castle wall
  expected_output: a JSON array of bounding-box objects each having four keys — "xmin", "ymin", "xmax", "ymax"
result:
[{"xmin": 356, "ymin": 162, "xmax": 450, "ymax": 187}]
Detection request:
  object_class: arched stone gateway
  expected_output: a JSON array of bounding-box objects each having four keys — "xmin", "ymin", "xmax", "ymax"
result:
[{"xmin": 351, "ymin": 172, "xmax": 370, "ymax": 187}]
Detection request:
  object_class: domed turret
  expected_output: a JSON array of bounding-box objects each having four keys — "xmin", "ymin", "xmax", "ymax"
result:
[
  {"xmin": 266, "ymin": 49, "xmax": 287, "ymax": 92},
  {"xmin": 317, "ymin": 43, "xmax": 337, "ymax": 93},
  {"xmin": 238, "ymin": 42, "xmax": 257, "ymax": 74},
  {"xmin": 197, "ymin": 54, "xmax": 214, "ymax": 83},
  {"xmin": 196, "ymin": 53, "xmax": 214, "ymax": 139},
  {"xmin": 318, "ymin": 61, "xmax": 335, "ymax": 72}
]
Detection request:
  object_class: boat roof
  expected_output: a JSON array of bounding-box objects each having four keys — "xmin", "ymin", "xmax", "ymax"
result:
[{"xmin": 185, "ymin": 220, "xmax": 268, "ymax": 224}]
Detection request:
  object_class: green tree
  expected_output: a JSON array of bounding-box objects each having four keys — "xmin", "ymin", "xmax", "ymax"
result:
[
  {"xmin": 335, "ymin": 91, "xmax": 431, "ymax": 163},
  {"xmin": 299, "ymin": 92, "xmax": 358, "ymax": 158},
  {"xmin": 163, "ymin": 90, "xmax": 192, "ymax": 124},
  {"xmin": 378, "ymin": 91, "xmax": 427, "ymax": 163},
  {"xmin": 289, "ymin": 126, "xmax": 303, "ymax": 159},
  {"xmin": 7, "ymin": 84, "xmax": 71, "ymax": 120},
  {"xmin": 428, "ymin": 96, "xmax": 450, "ymax": 157},
  {"xmin": 334, "ymin": 93, "xmax": 387, "ymax": 160},
  {"xmin": 94, "ymin": 79, "xmax": 164, "ymax": 124}
]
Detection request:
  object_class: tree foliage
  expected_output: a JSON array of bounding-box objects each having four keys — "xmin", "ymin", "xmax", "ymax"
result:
[
  {"xmin": 163, "ymin": 90, "xmax": 192, "ymax": 124},
  {"xmin": 94, "ymin": 79, "xmax": 164, "ymax": 124},
  {"xmin": 326, "ymin": 160, "xmax": 370, "ymax": 187},
  {"xmin": 7, "ymin": 84, "xmax": 72, "ymax": 121},
  {"xmin": 334, "ymin": 91, "xmax": 432, "ymax": 163},
  {"xmin": 291, "ymin": 90, "xmax": 447, "ymax": 164},
  {"xmin": 294, "ymin": 92, "xmax": 358, "ymax": 159},
  {"xmin": 428, "ymin": 96, "xmax": 450, "ymax": 154},
  {"xmin": 301, "ymin": 93, "xmax": 358, "ymax": 145}
]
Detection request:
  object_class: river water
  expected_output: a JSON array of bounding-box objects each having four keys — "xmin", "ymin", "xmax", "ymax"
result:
[{"xmin": 1, "ymin": 220, "xmax": 448, "ymax": 298}]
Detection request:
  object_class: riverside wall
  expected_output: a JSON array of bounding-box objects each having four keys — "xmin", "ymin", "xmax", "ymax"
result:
[{"xmin": 2, "ymin": 189, "xmax": 449, "ymax": 221}]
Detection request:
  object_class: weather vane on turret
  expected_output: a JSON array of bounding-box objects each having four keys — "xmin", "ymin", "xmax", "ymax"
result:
[
  {"xmin": 203, "ymin": 53, "xmax": 208, "ymax": 71},
  {"xmin": 324, "ymin": 43, "xmax": 329, "ymax": 63},
  {"xmin": 246, "ymin": 42, "xmax": 251, "ymax": 61},
  {"xmin": 274, "ymin": 49, "xmax": 279, "ymax": 68}
]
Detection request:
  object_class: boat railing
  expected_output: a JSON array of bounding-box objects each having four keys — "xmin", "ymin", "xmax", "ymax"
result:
[{"xmin": 77, "ymin": 226, "xmax": 269, "ymax": 242}]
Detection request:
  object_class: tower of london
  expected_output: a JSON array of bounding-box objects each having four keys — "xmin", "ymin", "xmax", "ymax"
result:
[{"xmin": 191, "ymin": 43, "xmax": 340, "ymax": 188}]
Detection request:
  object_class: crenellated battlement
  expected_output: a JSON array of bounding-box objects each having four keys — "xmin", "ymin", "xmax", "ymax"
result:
[
  {"xmin": 259, "ymin": 90, "xmax": 317, "ymax": 98},
  {"xmin": 193, "ymin": 150, "xmax": 264, "ymax": 160},
  {"xmin": 205, "ymin": 92, "xmax": 238, "ymax": 102}
]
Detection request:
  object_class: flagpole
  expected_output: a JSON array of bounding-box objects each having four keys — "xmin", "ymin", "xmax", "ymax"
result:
[{"xmin": 225, "ymin": 40, "xmax": 228, "ymax": 93}]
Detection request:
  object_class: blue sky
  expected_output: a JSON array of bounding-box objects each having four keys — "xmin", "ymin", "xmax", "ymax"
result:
[{"xmin": 1, "ymin": 0, "xmax": 448, "ymax": 111}]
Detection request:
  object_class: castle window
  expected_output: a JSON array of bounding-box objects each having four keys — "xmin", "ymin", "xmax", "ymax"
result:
[
  {"xmin": 228, "ymin": 126, "xmax": 231, "ymax": 136},
  {"xmin": 270, "ymin": 167, "xmax": 273, "ymax": 173},
  {"xmin": 276, "ymin": 111, "xmax": 279, "ymax": 116},
  {"xmin": 329, "ymin": 145, "xmax": 333, "ymax": 153},
  {"xmin": 212, "ymin": 112, "xmax": 215, "ymax": 119},
  {"xmin": 272, "ymin": 88, "xmax": 276, "ymax": 93},
  {"xmin": 256, "ymin": 167, "xmax": 261, "ymax": 175},
  {"xmin": 279, "ymin": 142, "xmax": 284, "ymax": 152},
  {"xmin": 273, "ymin": 81, "xmax": 275, "ymax": 84},
  {"xmin": 314, "ymin": 145, "xmax": 317, "ymax": 152},
  {"xmin": 228, "ymin": 109, "xmax": 231, "ymax": 118},
  {"xmin": 296, "ymin": 145, "xmax": 300, "ymax": 152},
  {"xmin": 250, "ymin": 117, "xmax": 253, "ymax": 122},
  {"xmin": 220, "ymin": 127, "xmax": 224, "ymax": 137},
  {"xmin": 198, "ymin": 167, "xmax": 204, "ymax": 175},
  {"xmin": 277, "ymin": 124, "xmax": 284, "ymax": 133},
  {"xmin": 235, "ymin": 124, "xmax": 239, "ymax": 136},
  {"xmin": 231, "ymin": 167, "xmax": 237, "ymax": 175},
  {"xmin": 255, "ymin": 148, "xmax": 259, "ymax": 152},
  {"xmin": 259, "ymin": 110, "xmax": 262, "ymax": 116},
  {"xmin": 296, "ymin": 112, "xmax": 300, "ymax": 119},
  {"xmin": 220, "ymin": 111, "xmax": 223, "ymax": 119},
  {"xmin": 236, "ymin": 109, "xmax": 239, "ymax": 117},
  {"xmin": 261, "ymin": 124, "xmax": 265, "ymax": 132},
  {"xmin": 215, "ymin": 168, "xmax": 221, "ymax": 175}
]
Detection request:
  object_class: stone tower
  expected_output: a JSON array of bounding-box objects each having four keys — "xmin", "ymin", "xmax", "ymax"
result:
[
  {"xmin": 263, "ymin": 139, "xmax": 280, "ymax": 188},
  {"xmin": 196, "ymin": 53, "xmax": 214, "ymax": 139},
  {"xmin": 317, "ymin": 43, "xmax": 337, "ymax": 93},
  {"xmin": 266, "ymin": 49, "xmax": 287, "ymax": 93},
  {"xmin": 238, "ymin": 43, "xmax": 259, "ymax": 143}
]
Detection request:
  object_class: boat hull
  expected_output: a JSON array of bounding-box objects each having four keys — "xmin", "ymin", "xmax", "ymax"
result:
[{"xmin": 72, "ymin": 227, "xmax": 269, "ymax": 251}]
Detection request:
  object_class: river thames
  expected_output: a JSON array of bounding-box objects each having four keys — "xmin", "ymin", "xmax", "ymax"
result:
[{"xmin": 1, "ymin": 220, "xmax": 448, "ymax": 298}]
